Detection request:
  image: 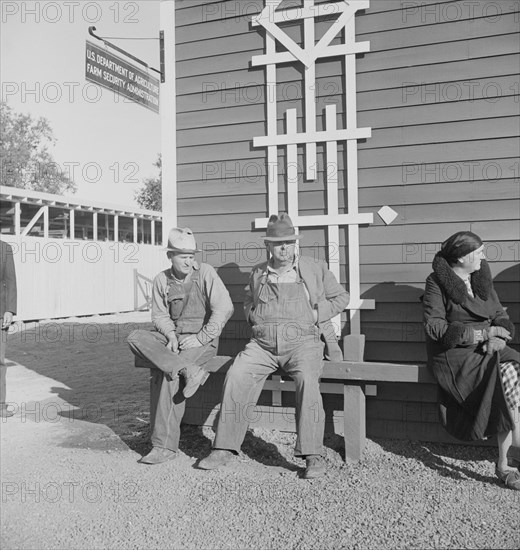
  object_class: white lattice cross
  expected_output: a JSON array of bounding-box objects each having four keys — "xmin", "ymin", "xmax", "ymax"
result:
[{"xmin": 251, "ymin": 0, "xmax": 398, "ymax": 337}]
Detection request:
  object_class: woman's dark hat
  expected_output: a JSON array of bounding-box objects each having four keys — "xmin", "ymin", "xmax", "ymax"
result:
[
  {"xmin": 264, "ymin": 213, "xmax": 301, "ymax": 242},
  {"xmin": 440, "ymin": 231, "xmax": 482, "ymax": 264}
]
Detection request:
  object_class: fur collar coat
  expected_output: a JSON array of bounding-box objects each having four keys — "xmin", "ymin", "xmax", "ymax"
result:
[{"xmin": 422, "ymin": 254, "xmax": 518, "ymax": 441}]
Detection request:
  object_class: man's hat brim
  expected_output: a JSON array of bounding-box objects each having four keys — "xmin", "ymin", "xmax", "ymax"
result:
[
  {"xmin": 164, "ymin": 247, "xmax": 201, "ymax": 253},
  {"xmin": 264, "ymin": 234, "xmax": 302, "ymax": 242}
]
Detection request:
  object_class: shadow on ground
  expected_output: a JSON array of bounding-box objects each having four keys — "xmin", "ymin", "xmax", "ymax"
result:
[
  {"xmin": 5, "ymin": 321, "xmax": 314, "ymax": 471},
  {"xmin": 6, "ymin": 320, "xmax": 153, "ymax": 454},
  {"xmin": 375, "ymin": 438, "xmax": 500, "ymax": 487}
]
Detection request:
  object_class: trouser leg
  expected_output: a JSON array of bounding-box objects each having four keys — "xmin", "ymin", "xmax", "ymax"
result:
[
  {"xmin": 128, "ymin": 329, "xmax": 202, "ymax": 376},
  {"xmin": 282, "ymin": 340, "xmax": 325, "ymax": 456},
  {"xmin": 0, "ymin": 334, "xmax": 6, "ymax": 405},
  {"xmin": 151, "ymin": 341, "xmax": 217, "ymax": 451},
  {"xmin": 214, "ymin": 341, "xmax": 277, "ymax": 453}
]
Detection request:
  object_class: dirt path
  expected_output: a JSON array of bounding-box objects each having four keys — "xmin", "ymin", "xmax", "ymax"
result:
[{"xmin": 1, "ymin": 313, "xmax": 519, "ymax": 549}]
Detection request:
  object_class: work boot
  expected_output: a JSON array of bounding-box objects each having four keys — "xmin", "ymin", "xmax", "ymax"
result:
[
  {"xmin": 139, "ymin": 447, "xmax": 178, "ymax": 465},
  {"xmin": 180, "ymin": 366, "xmax": 210, "ymax": 399},
  {"xmin": 198, "ymin": 449, "xmax": 234, "ymax": 470},
  {"xmin": 303, "ymin": 455, "xmax": 326, "ymax": 479}
]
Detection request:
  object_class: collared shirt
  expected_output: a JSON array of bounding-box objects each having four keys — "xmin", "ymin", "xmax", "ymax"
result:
[
  {"xmin": 264, "ymin": 259, "xmax": 311, "ymax": 302},
  {"xmin": 151, "ymin": 260, "xmax": 234, "ymax": 344}
]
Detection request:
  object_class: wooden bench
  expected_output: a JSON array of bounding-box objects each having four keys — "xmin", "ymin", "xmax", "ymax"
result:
[{"xmin": 135, "ymin": 355, "xmax": 434, "ymax": 461}]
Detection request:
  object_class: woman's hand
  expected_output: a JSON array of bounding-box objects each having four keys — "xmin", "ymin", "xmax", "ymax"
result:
[
  {"xmin": 482, "ymin": 336, "xmax": 507, "ymax": 355},
  {"xmin": 487, "ymin": 326, "xmax": 511, "ymax": 340},
  {"xmin": 473, "ymin": 326, "xmax": 511, "ymax": 343}
]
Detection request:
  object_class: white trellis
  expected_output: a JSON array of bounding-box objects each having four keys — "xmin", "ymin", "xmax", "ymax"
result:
[{"xmin": 251, "ymin": 0, "xmax": 393, "ymax": 337}]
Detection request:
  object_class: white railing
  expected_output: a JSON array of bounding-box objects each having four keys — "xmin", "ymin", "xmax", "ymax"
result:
[{"xmin": 3, "ymin": 236, "xmax": 166, "ymax": 321}]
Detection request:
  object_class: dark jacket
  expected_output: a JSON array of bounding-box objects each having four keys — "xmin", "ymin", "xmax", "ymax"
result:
[
  {"xmin": 0, "ymin": 241, "xmax": 17, "ymax": 318},
  {"xmin": 244, "ymin": 256, "xmax": 349, "ymax": 360},
  {"xmin": 422, "ymin": 254, "xmax": 518, "ymax": 441}
]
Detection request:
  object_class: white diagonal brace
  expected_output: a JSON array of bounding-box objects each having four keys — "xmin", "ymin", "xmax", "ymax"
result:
[
  {"xmin": 260, "ymin": 18, "xmax": 312, "ymax": 67},
  {"xmin": 311, "ymin": 4, "xmax": 357, "ymax": 62}
]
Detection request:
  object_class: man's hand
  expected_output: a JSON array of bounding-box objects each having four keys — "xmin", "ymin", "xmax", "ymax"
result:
[
  {"xmin": 166, "ymin": 334, "xmax": 179, "ymax": 354},
  {"xmin": 178, "ymin": 334, "xmax": 203, "ymax": 350},
  {"xmin": 2, "ymin": 312, "xmax": 13, "ymax": 330},
  {"xmin": 312, "ymin": 309, "xmax": 318, "ymax": 324},
  {"xmin": 483, "ymin": 336, "xmax": 507, "ymax": 355}
]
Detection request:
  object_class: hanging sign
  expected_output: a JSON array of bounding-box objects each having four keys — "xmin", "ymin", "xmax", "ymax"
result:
[{"xmin": 85, "ymin": 40, "xmax": 160, "ymax": 113}]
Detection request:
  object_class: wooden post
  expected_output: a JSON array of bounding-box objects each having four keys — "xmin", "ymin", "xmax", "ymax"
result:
[
  {"xmin": 160, "ymin": 0, "xmax": 177, "ymax": 235},
  {"xmin": 343, "ymin": 384, "xmax": 366, "ymax": 461},
  {"xmin": 133, "ymin": 269, "xmax": 138, "ymax": 310},
  {"xmin": 14, "ymin": 202, "xmax": 21, "ymax": 235},
  {"xmin": 271, "ymin": 375, "xmax": 282, "ymax": 407},
  {"xmin": 69, "ymin": 209, "xmax": 75, "ymax": 239}
]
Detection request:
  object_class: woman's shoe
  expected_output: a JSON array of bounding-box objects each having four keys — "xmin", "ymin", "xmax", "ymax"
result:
[
  {"xmin": 506, "ymin": 445, "xmax": 520, "ymax": 470},
  {"xmin": 495, "ymin": 465, "xmax": 520, "ymax": 490}
]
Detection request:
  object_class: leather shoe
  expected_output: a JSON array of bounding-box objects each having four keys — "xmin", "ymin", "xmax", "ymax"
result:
[
  {"xmin": 139, "ymin": 447, "xmax": 178, "ymax": 465},
  {"xmin": 506, "ymin": 446, "xmax": 520, "ymax": 471},
  {"xmin": 181, "ymin": 367, "xmax": 210, "ymax": 399},
  {"xmin": 303, "ymin": 455, "xmax": 326, "ymax": 479},
  {"xmin": 198, "ymin": 449, "xmax": 234, "ymax": 470},
  {"xmin": 495, "ymin": 465, "xmax": 520, "ymax": 490}
]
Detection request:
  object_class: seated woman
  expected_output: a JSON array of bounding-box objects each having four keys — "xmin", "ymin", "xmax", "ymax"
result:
[{"xmin": 422, "ymin": 231, "xmax": 520, "ymax": 490}]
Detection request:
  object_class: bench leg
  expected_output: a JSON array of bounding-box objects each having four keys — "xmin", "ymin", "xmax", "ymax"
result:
[{"xmin": 343, "ymin": 384, "xmax": 366, "ymax": 461}]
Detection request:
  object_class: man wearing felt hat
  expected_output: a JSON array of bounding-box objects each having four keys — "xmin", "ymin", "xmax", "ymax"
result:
[
  {"xmin": 199, "ymin": 213, "xmax": 349, "ymax": 478},
  {"xmin": 128, "ymin": 227, "xmax": 233, "ymax": 465}
]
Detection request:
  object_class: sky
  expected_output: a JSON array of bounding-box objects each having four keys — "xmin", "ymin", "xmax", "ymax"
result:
[{"xmin": 1, "ymin": 0, "xmax": 161, "ymax": 209}]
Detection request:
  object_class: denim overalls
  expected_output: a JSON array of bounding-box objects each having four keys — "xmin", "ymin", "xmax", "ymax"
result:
[{"xmin": 214, "ymin": 271, "xmax": 325, "ymax": 457}]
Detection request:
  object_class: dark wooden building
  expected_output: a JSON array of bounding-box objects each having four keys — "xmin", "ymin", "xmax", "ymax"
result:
[{"xmin": 160, "ymin": 0, "xmax": 520, "ymax": 442}]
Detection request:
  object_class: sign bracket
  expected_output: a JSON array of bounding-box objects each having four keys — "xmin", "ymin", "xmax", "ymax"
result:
[{"xmin": 88, "ymin": 26, "xmax": 164, "ymax": 83}]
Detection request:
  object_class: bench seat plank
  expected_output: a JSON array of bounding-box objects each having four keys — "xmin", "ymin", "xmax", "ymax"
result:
[{"xmin": 135, "ymin": 355, "xmax": 433, "ymax": 383}]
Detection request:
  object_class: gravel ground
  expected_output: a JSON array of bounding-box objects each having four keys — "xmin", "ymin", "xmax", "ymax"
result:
[{"xmin": 1, "ymin": 313, "xmax": 519, "ymax": 549}]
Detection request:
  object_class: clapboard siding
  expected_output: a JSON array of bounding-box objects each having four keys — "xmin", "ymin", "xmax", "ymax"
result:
[
  {"xmin": 178, "ymin": 90, "xmax": 520, "ymax": 132},
  {"xmin": 171, "ymin": 0, "xmax": 520, "ymax": 443},
  {"xmin": 178, "ymin": 49, "xmax": 519, "ymax": 94},
  {"xmin": 192, "ymin": 220, "xmax": 518, "ymax": 251},
  {"xmin": 178, "ymin": 158, "xmax": 519, "ymax": 189},
  {"xmin": 175, "ymin": 32, "xmax": 519, "ymax": 79},
  {"xmin": 176, "ymin": 16, "xmax": 520, "ymax": 63},
  {"xmin": 177, "ymin": 138, "xmax": 520, "ymax": 176},
  {"xmin": 178, "ymin": 115, "xmax": 518, "ymax": 148},
  {"xmin": 177, "ymin": 182, "xmax": 520, "ymax": 213}
]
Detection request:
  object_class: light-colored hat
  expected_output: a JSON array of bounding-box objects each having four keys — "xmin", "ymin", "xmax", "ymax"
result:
[
  {"xmin": 264, "ymin": 213, "xmax": 301, "ymax": 242},
  {"xmin": 164, "ymin": 227, "xmax": 200, "ymax": 253}
]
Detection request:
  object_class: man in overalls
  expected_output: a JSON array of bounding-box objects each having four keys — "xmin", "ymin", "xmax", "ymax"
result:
[
  {"xmin": 199, "ymin": 214, "xmax": 349, "ymax": 478},
  {"xmin": 128, "ymin": 227, "xmax": 234, "ymax": 464}
]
